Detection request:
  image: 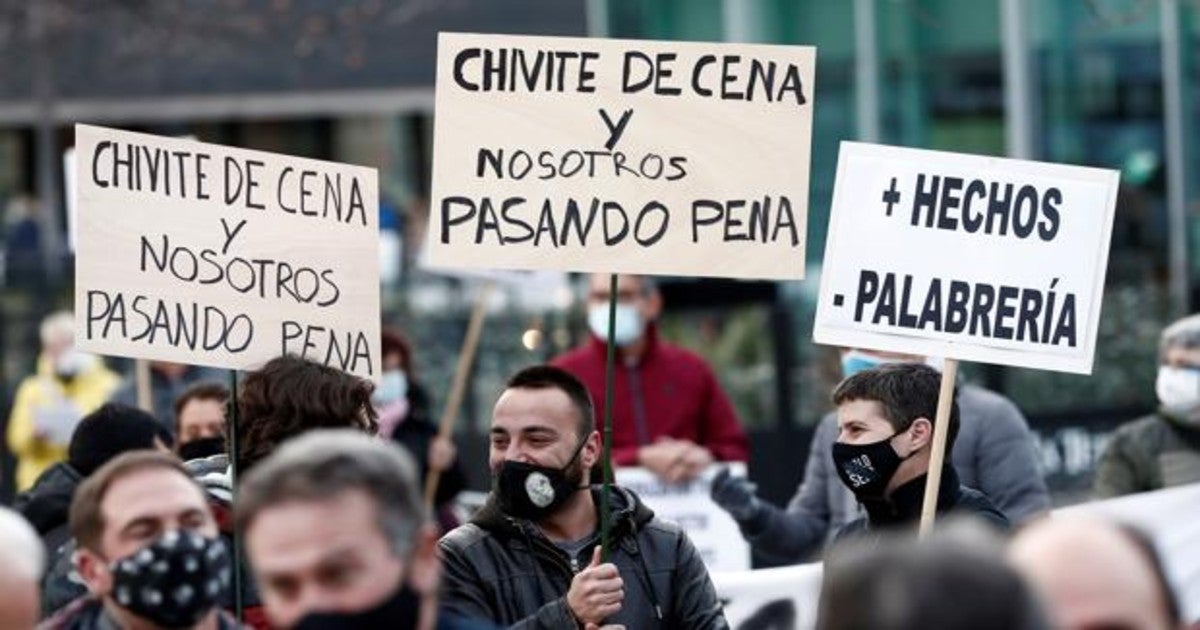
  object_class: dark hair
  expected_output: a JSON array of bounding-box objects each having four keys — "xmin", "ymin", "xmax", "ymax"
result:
[
  {"xmin": 236, "ymin": 356, "xmax": 378, "ymax": 472},
  {"xmin": 173, "ymin": 382, "xmax": 230, "ymax": 434},
  {"xmin": 380, "ymin": 327, "xmax": 415, "ymax": 374},
  {"xmin": 1117, "ymin": 524, "xmax": 1182, "ymax": 625},
  {"xmin": 237, "ymin": 430, "xmax": 426, "ymax": 557},
  {"xmin": 69, "ymin": 451, "xmax": 201, "ymax": 553},
  {"xmin": 818, "ymin": 527, "xmax": 1049, "ymax": 630},
  {"xmin": 831, "ymin": 362, "xmax": 960, "ymax": 448},
  {"xmin": 506, "ymin": 365, "xmax": 594, "ymax": 438},
  {"xmin": 68, "ymin": 403, "xmax": 173, "ymax": 477}
]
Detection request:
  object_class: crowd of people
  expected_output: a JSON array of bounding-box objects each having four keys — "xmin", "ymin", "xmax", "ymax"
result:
[{"xmin": 0, "ymin": 273, "xmax": 1195, "ymax": 629}]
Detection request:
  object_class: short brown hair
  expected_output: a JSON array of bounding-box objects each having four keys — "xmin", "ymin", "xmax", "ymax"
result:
[
  {"xmin": 506, "ymin": 365, "xmax": 595, "ymax": 439},
  {"xmin": 831, "ymin": 363, "xmax": 960, "ymax": 448},
  {"xmin": 173, "ymin": 382, "xmax": 230, "ymax": 434},
  {"xmin": 236, "ymin": 356, "xmax": 378, "ymax": 473},
  {"xmin": 69, "ymin": 451, "xmax": 200, "ymax": 553}
]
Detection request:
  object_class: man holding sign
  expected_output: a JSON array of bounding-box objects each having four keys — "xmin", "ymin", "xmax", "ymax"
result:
[
  {"xmin": 439, "ymin": 366, "xmax": 727, "ymax": 628},
  {"xmin": 828, "ymin": 363, "xmax": 1007, "ymax": 541}
]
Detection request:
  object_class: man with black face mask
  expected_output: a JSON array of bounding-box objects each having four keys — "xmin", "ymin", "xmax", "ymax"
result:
[
  {"xmin": 826, "ymin": 363, "xmax": 1008, "ymax": 542},
  {"xmin": 40, "ymin": 451, "xmax": 236, "ymax": 629},
  {"xmin": 237, "ymin": 430, "xmax": 495, "ymax": 630},
  {"xmin": 439, "ymin": 365, "xmax": 728, "ymax": 629}
]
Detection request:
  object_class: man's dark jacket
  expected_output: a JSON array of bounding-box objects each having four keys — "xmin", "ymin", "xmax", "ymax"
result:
[
  {"xmin": 836, "ymin": 465, "xmax": 1009, "ymax": 541},
  {"xmin": 439, "ymin": 485, "xmax": 728, "ymax": 629}
]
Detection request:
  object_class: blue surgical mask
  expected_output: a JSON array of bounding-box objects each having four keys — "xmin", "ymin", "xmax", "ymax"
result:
[
  {"xmin": 841, "ymin": 351, "xmax": 943, "ymax": 378},
  {"xmin": 587, "ymin": 303, "xmax": 644, "ymax": 347},
  {"xmin": 373, "ymin": 370, "xmax": 408, "ymax": 406},
  {"xmin": 841, "ymin": 350, "xmax": 885, "ymax": 378}
]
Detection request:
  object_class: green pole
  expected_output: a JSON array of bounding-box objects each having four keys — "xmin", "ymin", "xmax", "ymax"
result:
[
  {"xmin": 600, "ymin": 274, "xmax": 617, "ymax": 561},
  {"xmin": 228, "ymin": 369, "xmax": 243, "ymax": 622}
]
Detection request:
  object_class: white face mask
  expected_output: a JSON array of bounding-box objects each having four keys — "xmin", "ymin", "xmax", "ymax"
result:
[
  {"xmin": 587, "ymin": 303, "xmax": 644, "ymax": 347},
  {"xmin": 54, "ymin": 348, "xmax": 96, "ymax": 378},
  {"xmin": 1156, "ymin": 365, "xmax": 1200, "ymax": 415},
  {"xmin": 373, "ymin": 369, "xmax": 409, "ymax": 406}
]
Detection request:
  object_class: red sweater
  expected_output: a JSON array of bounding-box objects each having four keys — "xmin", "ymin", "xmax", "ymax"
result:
[{"xmin": 551, "ymin": 326, "xmax": 750, "ymax": 465}]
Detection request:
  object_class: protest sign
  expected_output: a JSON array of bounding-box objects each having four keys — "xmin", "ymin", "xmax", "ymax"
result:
[
  {"xmin": 814, "ymin": 142, "xmax": 1119, "ymax": 374},
  {"xmin": 615, "ymin": 464, "xmax": 751, "ymax": 572},
  {"xmin": 711, "ymin": 482, "xmax": 1200, "ymax": 630},
  {"xmin": 73, "ymin": 124, "xmax": 381, "ymax": 380},
  {"xmin": 713, "ymin": 563, "xmax": 822, "ymax": 630},
  {"xmin": 425, "ymin": 32, "xmax": 815, "ymax": 280}
]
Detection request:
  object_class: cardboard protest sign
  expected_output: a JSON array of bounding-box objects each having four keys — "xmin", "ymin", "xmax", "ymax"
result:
[
  {"xmin": 615, "ymin": 464, "xmax": 751, "ymax": 572},
  {"xmin": 814, "ymin": 142, "xmax": 1119, "ymax": 374},
  {"xmin": 73, "ymin": 124, "xmax": 381, "ymax": 380},
  {"xmin": 426, "ymin": 32, "xmax": 815, "ymax": 280}
]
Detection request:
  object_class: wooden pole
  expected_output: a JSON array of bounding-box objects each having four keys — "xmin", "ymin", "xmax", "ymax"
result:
[
  {"xmin": 918, "ymin": 357, "xmax": 958, "ymax": 537},
  {"xmin": 135, "ymin": 359, "xmax": 153, "ymax": 414},
  {"xmin": 423, "ymin": 282, "xmax": 495, "ymax": 509}
]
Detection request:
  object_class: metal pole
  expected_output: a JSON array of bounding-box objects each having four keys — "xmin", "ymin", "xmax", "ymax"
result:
[
  {"xmin": 1001, "ymin": 0, "xmax": 1036, "ymax": 159},
  {"xmin": 854, "ymin": 0, "xmax": 881, "ymax": 142},
  {"xmin": 1161, "ymin": 0, "xmax": 1191, "ymax": 315}
]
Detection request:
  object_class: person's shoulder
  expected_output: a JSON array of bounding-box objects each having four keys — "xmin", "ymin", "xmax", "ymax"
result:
[
  {"xmin": 1108, "ymin": 412, "xmax": 1172, "ymax": 445},
  {"xmin": 37, "ymin": 595, "xmax": 99, "ymax": 630},
  {"xmin": 550, "ymin": 344, "xmax": 602, "ymax": 372},
  {"xmin": 832, "ymin": 516, "xmax": 869, "ymax": 544},
  {"xmin": 439, "ymin": 522, "xmax": 492, "ymax": 555},
  {"xmin": 957, "ymin": 384, "xmax": 1023, "ymax": 417},
  {"xmin": 955, "ymin": 486, "xmax": 1010, "ymax": 528},
  {"xmin": 552, "ymin": 343, "xmax": 609, "ymax": 379},
  {"xmin": 639, "ymin": 513, "xmax": 686, "ymax": 539}
]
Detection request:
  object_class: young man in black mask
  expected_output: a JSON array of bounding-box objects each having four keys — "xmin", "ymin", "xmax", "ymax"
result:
[
  {"xmin": 829, "ymin": 363, "xmax": 1008, "ymax": 540},
  {"xmin": 237, "ymin": 430, "xmax": 495, "ymax": 630},
  {"xmin": 439, "ymin": 365, "xmax": 728, "ymax": 629}
]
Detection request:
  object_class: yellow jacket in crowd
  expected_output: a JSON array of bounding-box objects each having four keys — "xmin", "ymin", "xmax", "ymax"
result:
[{"xmin": 6, "ymin": 354, "xmax": 119, "ymax": 490}]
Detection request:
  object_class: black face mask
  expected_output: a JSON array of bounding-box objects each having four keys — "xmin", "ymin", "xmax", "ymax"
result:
[
  {"xmin": 830, "ymin": 431, "xmax": 909, "ymax": 500},
  {"xmin": 493, "ymin": 437, "xmax": 588, "ymax": 521},
  {"xmin": 108, "ymin": 530, "xmax": 231, "ymax": 628},
  {"xmin": 293, "ymin": 581, "xmax": 421, "ymax": 630},
  {"xmin": 178, "ymin": 436, "xmax": 226, "ymax": 462}
]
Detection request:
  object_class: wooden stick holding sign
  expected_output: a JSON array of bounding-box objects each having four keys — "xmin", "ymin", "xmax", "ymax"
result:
[
  {"xmin": 918, "ymin": 358, "xmax": 958, "ymax": 537},
  {"xmin": 424, "ymin": 282, "xmax": 496, "ymax": 509}
]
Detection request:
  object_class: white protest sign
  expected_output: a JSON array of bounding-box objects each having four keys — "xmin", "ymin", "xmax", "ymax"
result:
[
  {"xmin": 426, "ymin": 32, "xmax": 814, "ymax": 280},
  {"xmin": 74, "ymin": 124, "xmax": 381, "ymax": 380},
  {"xmin": 615, "ymin": 464, "xmax": 751, "ymax": 572},
  {"xmin": 814, "ymin": 142, "xmax": 1119, "ymax": 374},
  {"xmin": 713, "ymin": 563, "xmax": 823, "ymax": 630}
]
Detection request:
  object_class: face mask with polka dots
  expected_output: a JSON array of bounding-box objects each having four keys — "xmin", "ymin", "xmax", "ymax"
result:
[{"xmin": 108, "ymin": 529, "xmax": 232, "ymax": 627}]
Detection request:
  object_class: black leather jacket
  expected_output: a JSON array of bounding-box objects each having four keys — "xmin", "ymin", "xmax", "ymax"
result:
[
  {"xmin": 836, "ymin": 465, "xmax": 1010, "ymax": 542},
  {"xmin": 439, "ymin": 485, "xmax": 728, "ymax": 629}
]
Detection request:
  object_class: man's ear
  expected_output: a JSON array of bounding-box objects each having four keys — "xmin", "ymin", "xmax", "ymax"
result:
[
  {"xmin": 580, "ymin": 430, "xmax": 602, "ymax": 470},
  {"xmin": 908, "ymin": 418, "xmax": 934, "ymax": 452},
  {"xmin": 75, "ymin": 547, "xmax": 113, "ymax": 597},
  {"xmin": 406, "ymin": 524, "xmax": 440, "ymax": 598}
]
